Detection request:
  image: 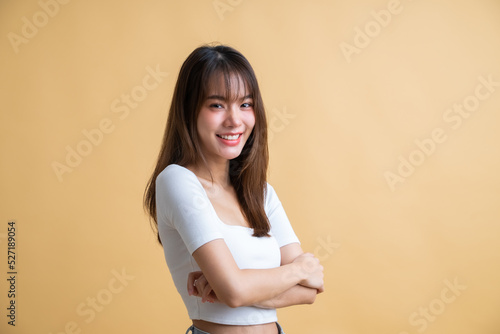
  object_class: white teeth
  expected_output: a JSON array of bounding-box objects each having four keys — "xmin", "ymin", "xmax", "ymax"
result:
[{"xmin": 219, "ymin": 134, "xmax": 240, "ymax": 140}]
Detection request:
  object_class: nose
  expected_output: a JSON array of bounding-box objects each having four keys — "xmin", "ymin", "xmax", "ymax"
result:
[{"xmin": 224, "ymin": 103, "xmax": 243, "ymax": 127}]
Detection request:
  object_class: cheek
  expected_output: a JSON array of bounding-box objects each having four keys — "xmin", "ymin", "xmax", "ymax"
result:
[
  {"xmin": 197, "ymin": 110, "xmax": 219, "ymax": 135},
  {"xmin": 245, "ymin": 112, "xmax": 256, "ymax": 131}
]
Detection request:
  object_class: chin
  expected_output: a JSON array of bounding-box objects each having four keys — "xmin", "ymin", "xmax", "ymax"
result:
[
  {"xmin": 223, "ymin": 152, "xmax": 243, "ymax": 161},
  {"xmin": 222, "ymin": 148, "xmax": 245, "ymax": 160}
]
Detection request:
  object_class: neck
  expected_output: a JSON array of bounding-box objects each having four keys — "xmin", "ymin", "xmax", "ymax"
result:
[{"xmin": 191, "ymin": 158, "xmax": 231, "ymax": 188}]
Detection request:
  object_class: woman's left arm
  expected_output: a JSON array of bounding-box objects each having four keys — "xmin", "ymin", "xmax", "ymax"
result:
[
  {"xmin": 253, "ymin": 281, "xmax": 317, "ymax": 309},
  {"xmin": 253, "ymin": 243, "xmax": 320, "ymax": 308}
]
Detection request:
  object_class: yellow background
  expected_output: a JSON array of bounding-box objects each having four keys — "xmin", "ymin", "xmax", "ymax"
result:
[{"xmin": 1, "ymin": 0, "xmax": 500, "ymax": 333}]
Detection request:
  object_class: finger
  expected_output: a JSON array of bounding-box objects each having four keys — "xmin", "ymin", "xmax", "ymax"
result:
[
  {"xmin": 188, "ymin": 271, "xmax": 202, "ymax": 295},
  {"xmin": 194, "ymin": 275, "xmax": 208, "ymax": 297},
  {"xmin": 201, "ymin": 284, "xmax": 214, "ymax": 303},
  {"xmin": 193, "ymin": 280, "xmax": 201, "ymax": 297},
  {"xmin": 187, "ymin": 271, "xmax": 203, "ymax": 295},
  {"xmin": 208, "ymin": 290, "xmax": 219, "ymax": 303},
  {"xmin": 187, "ymin": 271, "xmax": 202, "ymax": 286}
]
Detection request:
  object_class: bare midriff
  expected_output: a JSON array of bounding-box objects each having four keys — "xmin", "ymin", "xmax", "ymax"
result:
[{"xmin": 192, "ymin": 320, "xmax": 279, "ymax": 334}]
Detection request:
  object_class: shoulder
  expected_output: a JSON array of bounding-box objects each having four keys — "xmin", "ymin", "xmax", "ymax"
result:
[
  {"xmin": 157, "ymin": 163, "xmax": 194, "ymax": 181},
  {"xmin": 157, "ymin": 164, "xmax": 198, "ymax": 189},
  {"xmin": 156, "ymin": 164, "xmax": 206, "ymax": 202}
]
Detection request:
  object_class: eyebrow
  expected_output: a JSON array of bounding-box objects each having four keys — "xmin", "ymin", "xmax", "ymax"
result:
[{"xmin": 206, "ymin": 94, "xmax": 253, "ymax": 101}]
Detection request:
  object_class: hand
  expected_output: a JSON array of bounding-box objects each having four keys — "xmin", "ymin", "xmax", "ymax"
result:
[
  {"xmin": 187, "ymin": 271, "xmax": 219, "ymax": 303},
  {"xmin": 292, "ymin": 253, "xmax": 324, "ymax": 293}
]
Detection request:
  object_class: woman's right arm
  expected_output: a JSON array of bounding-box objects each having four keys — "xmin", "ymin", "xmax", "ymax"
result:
[{"xmin": 189, "ymin": 238, "xmax": 324, "ymax": 308}]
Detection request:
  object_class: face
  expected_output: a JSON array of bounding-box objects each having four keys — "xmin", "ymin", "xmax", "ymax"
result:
[{"xmin": 196, "ymin": 74, "xmax": 256, "ymax": 165}]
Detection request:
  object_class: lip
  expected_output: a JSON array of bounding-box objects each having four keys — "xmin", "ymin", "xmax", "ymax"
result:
[
  {"xmin": 217, "ymin": 132, "xmax": 243, "ymax": 136},
  {"xmin": 216, "ymin": 133, "xmax": 242, "ymax": 147}
]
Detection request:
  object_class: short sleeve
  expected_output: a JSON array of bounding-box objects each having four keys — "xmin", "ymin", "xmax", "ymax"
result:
[
  {"xmin": 155, "ymin": 164, "xmax": 224, "ymax": 254},
  {"xmin": 265, "ymin": 183, "xmax": 300, "ymax": 247}
]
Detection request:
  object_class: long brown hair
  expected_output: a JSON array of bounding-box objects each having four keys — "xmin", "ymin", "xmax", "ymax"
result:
[{"xmin": 143, "ymin": 44, "xmax": 270, "ymax": 244}]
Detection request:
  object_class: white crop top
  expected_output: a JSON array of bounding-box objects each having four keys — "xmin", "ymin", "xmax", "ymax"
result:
[{"xmin": 155, "ymin": 164, "xmax": 300, "ymax": 325}]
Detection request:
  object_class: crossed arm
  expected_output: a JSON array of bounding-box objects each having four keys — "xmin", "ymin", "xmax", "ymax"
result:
[{"xmin": 187, "ymin": 241, "xmax": 324, "ymax": 309}]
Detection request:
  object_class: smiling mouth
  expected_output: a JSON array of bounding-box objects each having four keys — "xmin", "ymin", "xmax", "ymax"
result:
[{"xmin": 216, "ymin": 134, "xmax": 241, "ymax": 140}]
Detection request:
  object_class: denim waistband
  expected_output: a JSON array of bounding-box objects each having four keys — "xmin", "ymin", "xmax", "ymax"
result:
[
  {"xmin": 185, "ymin": 322, "xmax": 285, "ymax": 334},
  {"xmin": 185, "ymin": 326, "xmax": 210, "ymax": 334}
]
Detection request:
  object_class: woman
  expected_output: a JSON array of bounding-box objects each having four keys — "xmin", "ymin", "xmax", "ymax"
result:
[{"xmin": 144, "ymin": 44, "xmax": 324, "ymax": 334}]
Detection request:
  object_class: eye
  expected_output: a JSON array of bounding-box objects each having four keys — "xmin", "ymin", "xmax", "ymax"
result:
[
  {"xmin": 210, "ymin": 103, "xmax": 224, "ymax": 109},
  {"xmin": 241, "ymin": 102, "xmax": 253, "ymax": 108}
]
